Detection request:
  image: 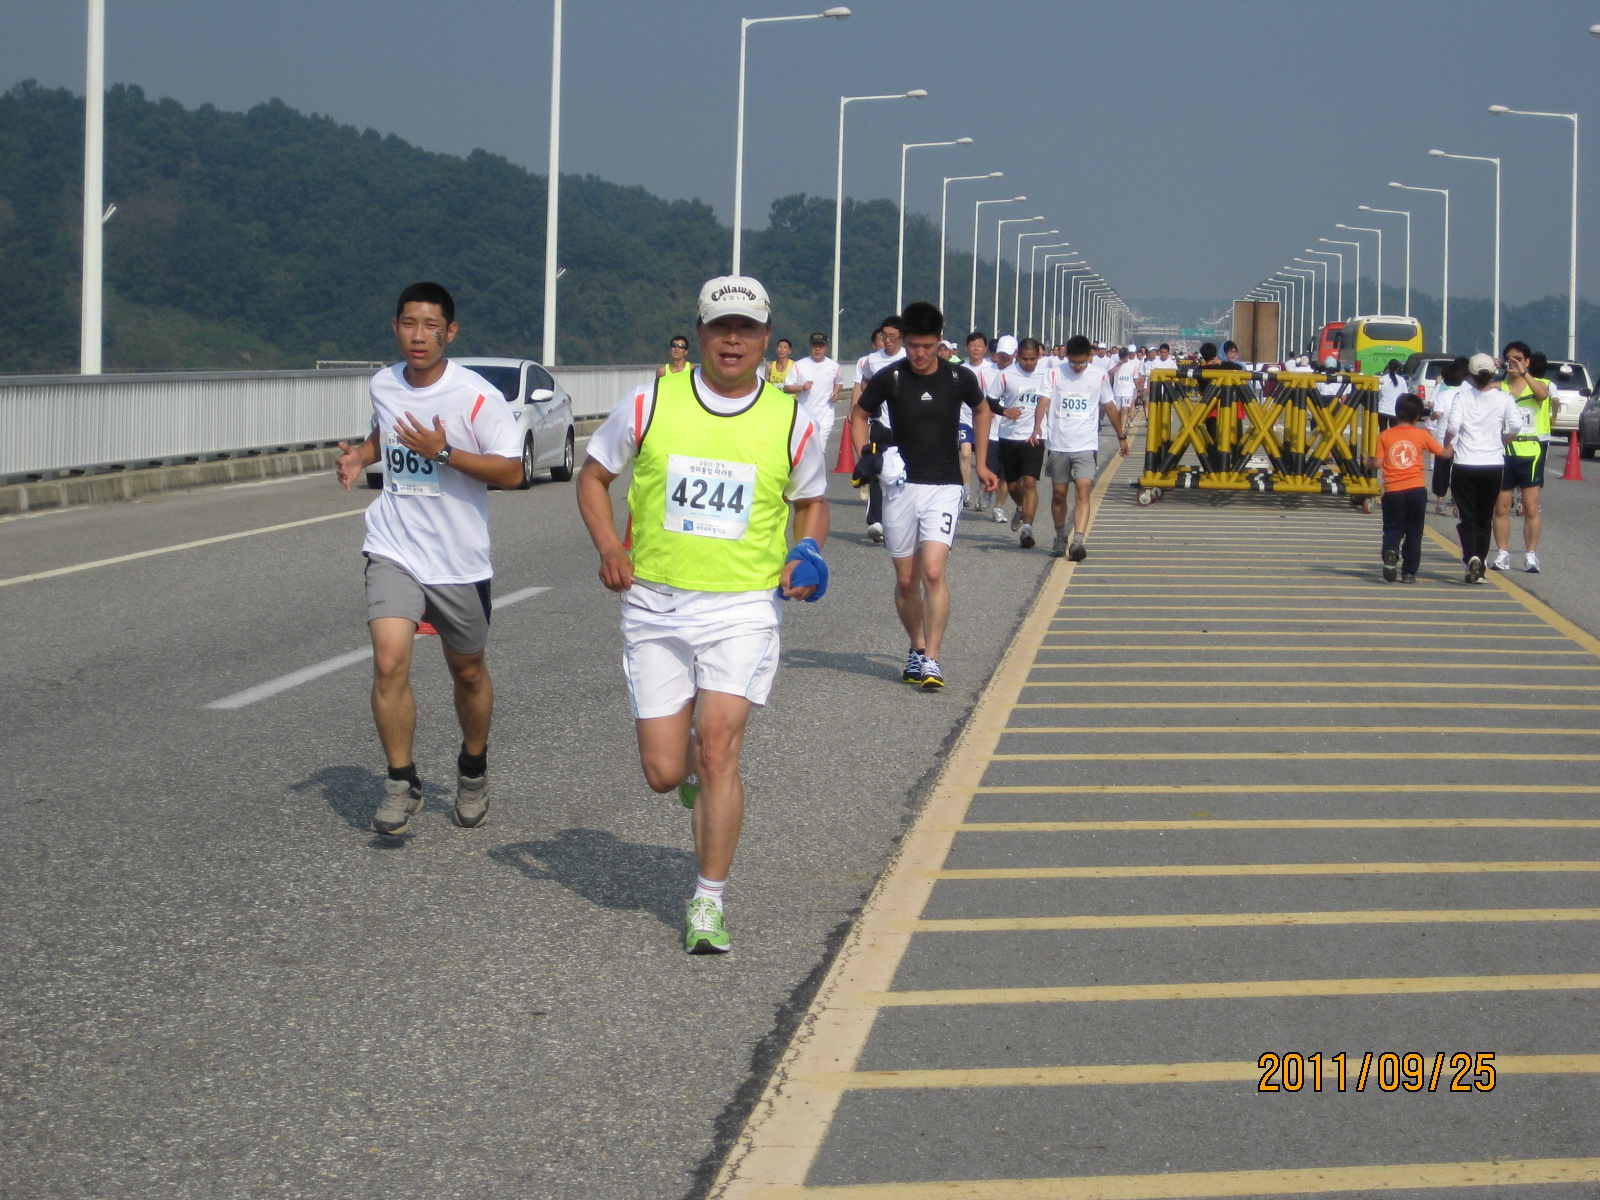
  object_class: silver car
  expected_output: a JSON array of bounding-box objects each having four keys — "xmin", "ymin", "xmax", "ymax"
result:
[
  {"xmin": 1542, "ymin": 360, "xmax": 1591, "ymax": 436},
  {"xmin": 366, "ymin": 357, "xmax": 576, "ymax": 489}
]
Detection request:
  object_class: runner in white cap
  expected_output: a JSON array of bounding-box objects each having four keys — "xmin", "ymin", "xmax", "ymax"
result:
[
  {"xmin": 985, "ymin": 334, "xmax": 1017, "ymax": 521},
  {"xmin": 988, "ymin": 336, "xmax": 1053, "ymax": 548},
  {"xmin": 577, "ymin": 275, "xmax": 830, "ymax": 954},
  {"xmin": 784, "ymin": 331, "xmax": 843, "ymax": 457}
]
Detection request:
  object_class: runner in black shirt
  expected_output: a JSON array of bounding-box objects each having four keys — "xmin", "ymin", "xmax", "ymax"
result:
[{"xmin": 852, "ymin": 301, "xmax": 998, "ymax": 690}]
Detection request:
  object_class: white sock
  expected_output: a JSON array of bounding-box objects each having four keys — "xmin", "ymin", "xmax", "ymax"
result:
[{"xmin": 693, "ymin": 874, "xmax": 726, "ymax": 909}]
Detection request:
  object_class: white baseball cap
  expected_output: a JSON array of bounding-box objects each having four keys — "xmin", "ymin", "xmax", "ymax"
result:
[
  {"xmin": 995, "ymin": 334, "xmax": 1019, "ymax": 355},
  {"xmin": 698, "ymin": 275, "xmax": 771, "ymax": 324},
  {"xmin": 1126, "ymin": 343, "xmax": 1137, "ymax": 352},
  {"xmin": 1468, "ymin": 352, "xmax": 1497, "ymax": 376}
]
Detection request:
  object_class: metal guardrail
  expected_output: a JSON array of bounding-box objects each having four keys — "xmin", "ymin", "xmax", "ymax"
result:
[{"xmin": 0, "ymin": 364, "xmax": 665, "ymax": 481}]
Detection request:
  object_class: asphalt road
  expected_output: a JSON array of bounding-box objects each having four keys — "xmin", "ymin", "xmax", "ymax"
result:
[{"xmin": 0, "ymin": 434, "xmax": 1054, "ymax": 1199}]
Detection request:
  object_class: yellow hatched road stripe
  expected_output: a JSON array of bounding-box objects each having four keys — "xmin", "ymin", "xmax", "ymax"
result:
[
  {"xmin": 956, "ymin": 818, "xmax": 1600, "ymax": 831},
  {"xmin": 864, "ymin": 973, "xmax": 1600, "ymax": 1008},
  {"xmin": 1047, "ymin": 618, "xmax": 1541, "ymax": 627},
  {"xmin": 976, "ymin": 783, "xmax": 1600, "ymax": 794},
  {"xmin": 799, "ymin": 1053, "xmax": 1600, "ymax": 1092},
  {"xmin": 1002, "ymin": 726, "xmax": 1600, "ymax": 736},
  {"xmin": 1016, "ymin": 701, "xmax": 1600, "ymax": 710},
  {"xmin": 989, "ymin": 751, "xmax": 1600, "ymax": 762},
  {"xmin": 904, "ymin": 909, "xmax": 1600, "ymax": 933},
  {"xmin": 1056, "ymin": 605, "xmax": 1514, "ymax": 614},
  {"xmin": 744, "ymin": 1157, "xmax": 1600, "ymax": 1200},
  {"xmin": 1040, "ymin": 645, "xmax": 1583, "ymax": 654},
  {"xmin": 1024, "ymin": 681, "xmax": 1597, "ymax": 690},
  {"xmin": 935, "ymin": 861, "xmax": 1600, "ymax": 880},
  {"xmin": 1031, "ymin": 662, "xmax": 1600, "ymax": 672}
]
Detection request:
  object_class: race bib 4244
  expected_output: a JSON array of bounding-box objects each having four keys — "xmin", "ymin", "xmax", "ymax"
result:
[{"xmin": 664, "ymin": 454, "xmax": 757, "ymax": 540}]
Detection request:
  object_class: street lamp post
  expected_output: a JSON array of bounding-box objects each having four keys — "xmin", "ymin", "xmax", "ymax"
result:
[
  {"xmin": 970, "ymin": 196, "xmax": 1024, "ymax": 331},
  {"xmin": 1336, "ymin": 224, "xmax": 1383, "ymax": 311},
  {"xmin": 80, "ymin": 0, "xmax": 105, "ymax": 374},
  {"xmin": 1294, "ymin": 258, "xmax": 1329, "ymax": 332},
  {"xmin": 1027, "ymin": 244, "xmax": 1070, "ymax": 338},
  {"xmin": 1490, "ymin": 105, "xmax": 1579, "ymax": 359},
  {"xmin": 897, "ymin": 137, "xmax": 971, "ymax": 311},
  {"xmin": 1048, "ymin": 260, "xmax": 1085, "ymax": 342},
  {"xmin": 1303, "ymin": 249, "xmax": 1344, "ymax": 323},
  {"xmin": 1260, "ymin": 282, "xmax": 1290, "ymax": 360},
  {"xmin": 732, "ymin": 7, "xmax": 850, "ymax": 274},
  {"xmin": 1430, "ymin": 148, "xmax": 1501, "ymax": 351},
  {"xmin": 1359, "ymin": 205, "xmax": 1411, "ymax": 318},
  {"xmin": 1319, "ymin": 238, "xmax": 1362, "ymax": 313},
  {"xmin": 994, "ymin": 215, "xmax": 1043, "ymax": 333},
  {"xmin": 1390, "ymin": 182, "xmax": 1450, "ymax": 353},
  {"xmin": 1071, "ymin": 274, "xmax": 1102, "ymax": 338},
  {"xmin": 1013, "ymin": 229, "xmax": 1058, "ymax": 334},
  {"xmin": 832, "ymin": 89, "xmax": 926, "ymax": 352},
  {"xmin": 939, "ymin": 172, "xmax": 1001, "ymax": 317},
  {"xmin": 1284, "ymin": 269, "xmax": 1315, "ymax": 353}
]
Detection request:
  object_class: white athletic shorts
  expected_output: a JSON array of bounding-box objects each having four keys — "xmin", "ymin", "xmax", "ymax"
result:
[
  {"xmin": 882, "ymin": 481, "xmax": 963, "ymax": 559},
  {"xmin": 621, "ymin": 582, "xmax": 782, "ymax": 719},
  {"xmin": 804, "ymin": 404, "xmax": 836, "ymax": 460}
]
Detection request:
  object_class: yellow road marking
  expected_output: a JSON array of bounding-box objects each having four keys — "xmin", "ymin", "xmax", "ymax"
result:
[
  {"xmin": 800, "ymin": 1053, "xmax": 1600, "ymax": 1092},
  {"xmin": 956, "ymin": 819, "xmax": 1600, "ymax": 831},
  {"xmin": 1024, "ymin": 681, "xmax": 1597, "ymax": 690},
  {"xmin": 742, "ymin": 1157, "xmax": 1600, "ymax": 1200},
  {"xmin": 1015, "ymin": 701, "xmax": 1600, "ymax": 710},
  {"xmin": 1031, "ymin": 662, "xmax": 1599, "ymax": 672},
  {"xmin": 989, "ymin": 751, "xmax": 1600, "ymax": 762},
  {"xmin": 904, "ymin": 909, "xmax": 1600, "ymax": 933},
  {"xmin": 976, "ymin": 783, "xmax": 1600, "ymax": 794},
  {"xmin": 1047, "ymin": 618, "xmax": 1541, "ymax": 627},
  {"xmin": 936, "ymin": 861, "xmax": 1600, "ymax": 880},
  {"xmin": 1056, "ymin": 605, "xmax": 1514, "ymax": 614},
  {"xmin": 1002, "ymin": 727, "xmax": 1600, "ymax": 736},
  {"xmin": 1040, "ymin": 645, "xmax": 1583, "ymax": 654},
  {"xmin": 864, "ymin": 973, "xmax": 1600, "ymax": 1008}
]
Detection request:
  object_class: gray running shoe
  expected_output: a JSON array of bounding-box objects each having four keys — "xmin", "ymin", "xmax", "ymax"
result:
[
  {"xmin": 454, "ymin": 774, "xmax": 490, "ymax": 828},
  {"xmin": 991, "ymin": 506, "xmax": 1008, "ymax": 523},
  {"xmin": 1491, "ymin": 549, "xmax": 1511, "ymax": 571},
  {"xmin": 919, "ymin": 657, "xmax": 945, "ymax": 690},
  {"xmin": 1067, "ymin": 541, "xmax": 1087, "ymax": 562},
  {"xmin": 373, "ymin": 777, "xmax": 423, "ymax": 835},
  {"xmin": 1050, "ymin": 530, "xmax": 1068, "ymax": 558},
  {"xmin": 1010, "ymin": 508, "xmax": 1024, "ymax": 532},
  {"xmin": 1019, "ymin": 524, "xmax": 1035, "ymax": 549}
]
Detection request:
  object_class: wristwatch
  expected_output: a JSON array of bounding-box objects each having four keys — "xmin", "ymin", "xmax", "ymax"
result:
[{"xmin": 433, "ymin": 443, "xmax": 453, "ymax": 466}]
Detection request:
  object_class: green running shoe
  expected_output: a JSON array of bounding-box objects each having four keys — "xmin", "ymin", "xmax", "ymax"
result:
[
  {"xmin": 685, "ymin": 897, "xmax": 730, "ymax": 954},
  {"xmin": 678, "ymin": 773, "xmax": 699, "ymax": 810}
]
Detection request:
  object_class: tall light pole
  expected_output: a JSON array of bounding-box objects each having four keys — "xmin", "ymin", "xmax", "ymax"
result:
[
  {"xmin": 1048, "ymin": 259, "xmax": 1085, "ymax": 342},
  {"xmin": 1027, "ymin": 244, "xmax": 1070, "ymax": 338},
  {"xmin": 1284, "ymin": 269, "xmax": 1316, "ymax": 353},
  {"xmin": 732, "ymin": 7, "xmax": 850, "ymax": 274},
  {"xmin": 1294, "ymin": 258, "xmax": 1328, "ymax": 332},
  {"xmin": 970, "ymin": 195, "xmax": 1024, "ymax": 331},
  {"xmin": 1304, "ymin": 248, "xmax": 1344, "ymax": 323},
  {"xmin": 1071, "ymin": 273, "xmax": 1102, "ymax": 338},
  {"xmin": 1038, "ymin": 254, "xmax": 1076, "ymax": 340},
  {"xmin": 1360, "ymin": 205, "xmax": 1411, "ymax": 317},
  {"xmin": 994, "ymin": 215, "xmax": 1042, "ymax": 333},
  {"xmin": 1260, "ymin": 282, "xmax": 1290, "ymax": 360},
  {"xmin": 80, "ymin": 0, "xmax": 105, "ymax": 374},
  {"xmin": 1319, "ymin": 238, "xmax": 1362, "ymax": 313},
  {"xmin": 1430, "ymin": 148, "xmax": 1501, "ymax": 351},
  {"xmin": 1013, "ymin": 229, "xmax": 1058, "ymax": 334},
  {"xmin": 896, "ymin": 137, "xmax": 971, "ymax": 310},
  {"xmin": 1491, "ymin": 105, "xmax": 1579, "ymax": 359},
  {"xmin": 832, "ymin": 89, "xmax": 926, "ymax": 352},
  {"xmin": 1336, "ymin": 224, "xmax": 1383, "ymax": 311},
  {"xmin": 1390, "ymin": 182, "xmax": 1449, "ymax": 353},
  {"xmin": 939, "ymin": 171, "xmax": 1001, "ymax": 317}
]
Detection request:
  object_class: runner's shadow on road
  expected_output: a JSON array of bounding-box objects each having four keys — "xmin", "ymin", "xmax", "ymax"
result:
[
  {"xmin": 289, "ymin": 764, "xmax": 450, "ymax": 846},
  {"xmin": 780, "ymin": 647, "xmax": 900, "ymax": 682},
  {"xmin": 489, "ymin": 830, "xmax": 694, "ymax": 928}
]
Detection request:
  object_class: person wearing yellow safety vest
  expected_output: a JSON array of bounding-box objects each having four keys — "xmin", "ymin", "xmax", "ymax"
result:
[
  {"xmin": 656, "ymin": 334, "xmax": 693, "ymax": 378},
  {"xmin": 576, "ymin": 275, "xmax": 830, "ymax": 955},
  {"xmin": 1491, "ymin": 341, "xmax": 1554, "ymax": 574},
  {"xmin": 763, "ymin": 337, "xmax": 796, "ymax": 390}
]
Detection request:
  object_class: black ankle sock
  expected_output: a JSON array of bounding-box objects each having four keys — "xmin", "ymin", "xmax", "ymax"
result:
[
  {"xmin": 388, "ymin": 763, "xmax": 420, "ymax": 786},
  {"xmin": 458, "ymin": 745, "xmax": 488, "ymax": 778}
]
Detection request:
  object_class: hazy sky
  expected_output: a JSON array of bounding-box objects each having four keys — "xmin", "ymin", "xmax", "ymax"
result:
[{"xmin": 7, "ymin": 0, "xmax": 1599, "ymax": 310}]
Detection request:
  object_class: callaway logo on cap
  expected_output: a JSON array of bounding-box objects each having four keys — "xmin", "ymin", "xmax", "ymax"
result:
[{"xmin": 698, "ymin": 275, "xmax": 772, "ymax": 324}]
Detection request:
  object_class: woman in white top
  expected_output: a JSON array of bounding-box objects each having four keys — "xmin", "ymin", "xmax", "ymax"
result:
[
  {"xmin": 1444, "ymin": 354, "xmax": 1525, "ymax": 583},
  {"xmin": 1426, "ymin": 357, "xmax": 1466, "ymax": 514},
  {"xmin": 1377, "ymin": 359, "xmax": 1407, "ymax": 430}
]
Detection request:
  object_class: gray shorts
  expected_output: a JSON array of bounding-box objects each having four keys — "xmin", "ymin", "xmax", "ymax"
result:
[
  {"xmin": 1044, "ymin": 449, "xmax": 1097, "ymax": 484},
  {"xmin": 364, "ymin": 554, "xmax": 491, "ymax": 655}
]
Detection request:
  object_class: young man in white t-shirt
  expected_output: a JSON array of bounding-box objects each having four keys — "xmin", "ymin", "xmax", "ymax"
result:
[
  {"xmin": 989, "ymin": 337, "xmax": 1055, "ymax": 549},
  {"xmin": 783, "ymin": 331, "xmax": 842, "ymax": 456},
  {"xmin": 1033, "ymin": 335, "xmax": 1127, "ymax": 560},
  {"xmin": 1147, "ymin": 343, "xmax": 1177, "ymax": 373},
  {"xmin": 962, "ymin": 331, "xmax": 999, "ymax": 508},
  {"xmin": 576, "ymin": 275, "xmax": 829, "ymax": 954},
  {"xmin": 335, "ymin": 282, "xmax": 525, "ymax": 835},
  {"xmin": 985, "ymin": 334, "xmax": 1018, "ymax": 522}
]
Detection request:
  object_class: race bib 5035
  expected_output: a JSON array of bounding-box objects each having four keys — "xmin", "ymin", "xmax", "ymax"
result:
[{"xmin": 664, "ymin": 454, "xmax": 756, "ymax": 540}]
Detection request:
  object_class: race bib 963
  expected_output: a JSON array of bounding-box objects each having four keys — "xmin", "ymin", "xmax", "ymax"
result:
[{"xmin": 384, "ymin": 435, "xmax": 441, "ymax": 497}]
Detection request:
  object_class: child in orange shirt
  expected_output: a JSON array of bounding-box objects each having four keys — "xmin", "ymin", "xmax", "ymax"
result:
[{"xmin": 1368, "ymin": 393, "xmax": 1450, "ymax": 582}]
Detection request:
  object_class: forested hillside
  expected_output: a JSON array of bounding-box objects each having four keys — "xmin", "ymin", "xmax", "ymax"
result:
[{"xmin": 0, "ymin": 82, "xmax": 992, "ymax": 372}]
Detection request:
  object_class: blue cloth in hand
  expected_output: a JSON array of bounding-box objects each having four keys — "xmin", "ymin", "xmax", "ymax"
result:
[{"xmin": 777, "ymin": 537, "xmax": 828, "ymax": 602}]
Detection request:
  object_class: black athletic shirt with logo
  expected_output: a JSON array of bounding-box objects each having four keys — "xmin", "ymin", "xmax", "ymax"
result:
[{"xmin": 857, "ymin": 361, "xmax": 989, "ymax": 485}]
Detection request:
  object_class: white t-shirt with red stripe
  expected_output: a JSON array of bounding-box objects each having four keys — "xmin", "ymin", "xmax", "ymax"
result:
[{"xmin": 362, "ymin": 360, "xmax": 523, "ymax": 584}]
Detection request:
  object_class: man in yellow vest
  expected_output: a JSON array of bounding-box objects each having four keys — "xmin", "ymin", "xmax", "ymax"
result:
[
  {"xmin": 576, "ymin": 276, "xmax": 831, "ymax": 954},
  {"xmin": 1491, "ymin": 342, "xmax": 1553, "ymax": 573}
]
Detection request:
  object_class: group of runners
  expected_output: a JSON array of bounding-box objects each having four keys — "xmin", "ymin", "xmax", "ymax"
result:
[{"xmin": 333, "ymin": 276, "xmax": 1566, "ymax": 958}]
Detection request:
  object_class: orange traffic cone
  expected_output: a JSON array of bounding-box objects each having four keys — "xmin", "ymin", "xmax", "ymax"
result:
[
  {"xmin": 833, "ymin": 432, "xmax": 857, "ymax": 475},
  {"xmin": 1560, "ymin": 430, "xmax": 1585, "ymax": 481},
  {"xmin": 416, "ymin": 620, "xmax": 439, "ymax": 636}
]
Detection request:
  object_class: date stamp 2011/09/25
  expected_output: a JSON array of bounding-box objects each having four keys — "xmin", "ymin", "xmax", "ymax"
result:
[{"xmin": 1258, "ymin": 1052, "xmax": 1496, "ymax": 1093}]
